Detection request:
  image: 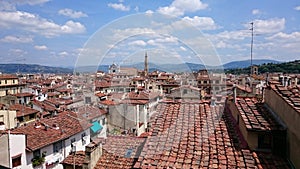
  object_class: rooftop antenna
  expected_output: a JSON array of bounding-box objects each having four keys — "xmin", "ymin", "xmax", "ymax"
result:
[{"xmin": 250, "ymin": 22, "xmax": 254, "ymax": 75}]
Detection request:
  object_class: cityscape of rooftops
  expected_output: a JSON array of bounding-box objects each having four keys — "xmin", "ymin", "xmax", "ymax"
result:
[{"xmin": 0, "ymin": 0, "xmax": 299, "ymax": 169}]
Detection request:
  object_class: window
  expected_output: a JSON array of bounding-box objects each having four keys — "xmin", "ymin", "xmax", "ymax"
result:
[
  {"xmin": 12, "ymin": 154, "xmax": 22, "ymax": 167},
  {"xmin": 71, "ymin": 138, "xmax": 76, "ymax": 152},
  {"xmin": 258, "ymin": 134, "xmax": 272, "ymax": 149},
  {"xmin": 85, "ymin": 97, "xmax": 91, "ymax": 104},
  {"xmin": 29, "ymin": 114, "xmax": 35, "ymax": 120},
  {"xmin": 13, "ymin": 80, "xmax": 15, "ymax": 84},
  {"xmin": 81, "ymin": 133, "xmax": 86, "ymax": 145},
  {"xmin": 183, "ymin": 89, "xmax": 187, "ymax": 94},
  {"xmin": 102, "ymin": 118, "xmax": 106, "ymax": 125},
  {"xmin": 5, "ymin": 80, "xmax": 7, "ymax": 84},
  {"xmin": 53, "ymin": 141, "xmax": 63, "ymax": 153},
  {"xmin": 33, "ymin": 149, "xmax": 41, "ymax": 158},
  {"xmin": 0, "ymin": 115, "xmax": 4, "ymax": 123}
]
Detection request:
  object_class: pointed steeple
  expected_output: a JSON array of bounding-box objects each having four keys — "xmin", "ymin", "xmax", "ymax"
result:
[{"xmin": 144, "ymin": 52, "xmax": 148, "ymax": 76}]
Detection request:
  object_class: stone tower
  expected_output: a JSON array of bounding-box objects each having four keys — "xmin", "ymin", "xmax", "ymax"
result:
[{"xmin": 144, "ymin": 52, "xmax": 148, "ymax": 76}]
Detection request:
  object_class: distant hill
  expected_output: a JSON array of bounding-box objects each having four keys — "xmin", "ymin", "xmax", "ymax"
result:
[
  {"xmin": 226, "ymin": 60, "xmax": 300, "ymax": 74},
  {"xmin": 0, "ymin": 59, "xmax": 285, "ymax": 74},
  {"xmin": 223, "ymin": 59, "xmax": 280, "ymax": 69},
  {"xmin": 0, "ymin": 64, "xmax": 72, "ymax": 74}
]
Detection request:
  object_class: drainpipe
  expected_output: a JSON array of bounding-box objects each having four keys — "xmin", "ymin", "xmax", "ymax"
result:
[{"xmin": 8, "ymin": 130, "xmax": 11, "ymax": 168}]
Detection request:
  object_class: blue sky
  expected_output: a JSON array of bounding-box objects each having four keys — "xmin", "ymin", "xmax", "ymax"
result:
[{"xmin": 0, "ymin": 0, "xmax": 299, "ymax": 67}]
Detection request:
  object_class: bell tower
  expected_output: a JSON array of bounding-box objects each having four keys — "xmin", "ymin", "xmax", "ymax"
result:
[{"xmin": 144, "ymin": 52, "xmax": 148, "ymax": 76}]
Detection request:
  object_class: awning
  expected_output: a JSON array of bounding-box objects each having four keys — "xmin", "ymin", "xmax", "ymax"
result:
[{"xmin": 91, "ymin": 121, "xmax": 103, "ymax": 133}]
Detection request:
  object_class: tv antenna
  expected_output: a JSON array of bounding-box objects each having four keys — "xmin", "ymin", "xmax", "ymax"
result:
[{"xmin": 250, "ymin": 22, "xmax": 254, "ymax": 75}]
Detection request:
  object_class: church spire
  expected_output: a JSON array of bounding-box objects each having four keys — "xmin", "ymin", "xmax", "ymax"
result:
[{"xmin": 144, "ymin": 51, "xmax": 148, "ymax": 76}]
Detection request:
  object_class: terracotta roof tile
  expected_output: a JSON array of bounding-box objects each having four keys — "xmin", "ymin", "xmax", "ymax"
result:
[
  {"xmin": 272, "ymin": 85, "xmax": 300, "ymax": 112},
  {"xmin": 133, "ymin": 101, "xmax": 290, "ymax": 168},
  {"xmin": 60, "ymin": 151, "xmax": 86, "ymax": 166},
  {"xmin": 76, "ymin": 105, "xmax": 107, "ymax": 121},
  {"xmin": 13, "ymin": 111, "xmax": 92, "ymax": 151},
  {"xmin": 0, "ymin": 74, "xmax": 18, "ymax": 80},
  {"xmin": 13, "ymin": 92, "xmax": 35, "ymax": 97},
  {"xmin": 9, "ymin": 104, "xmax": 39, "ymax": 117},
  {"xmin": 235, "ymin": 98, "xmax": 284, "ymax": 131},
  {"xmin": 94, "ymin": 136, "xmax": 145, "ymax": 169}
]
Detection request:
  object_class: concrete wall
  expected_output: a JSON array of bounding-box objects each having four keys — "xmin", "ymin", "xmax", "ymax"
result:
[
  {"xmin": 108, "ymin": 104, "xmax": 138, "ymax": 131},
  {"xmin": 0, "ymin": 134, "xmax": 10, "ymax": 168},
  {"xmin": 265, "ymin": 88, "xmax": 300, "ymax": 169},
  {"xmin": 10, "ymin": 134, "xmax": 26, "ymax": 169},
  {"xmin": 0, "ymin": 133, "xmax": 26, "ymax": 169}
]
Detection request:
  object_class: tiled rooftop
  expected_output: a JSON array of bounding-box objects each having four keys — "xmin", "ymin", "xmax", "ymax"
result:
[
  {"xmin": 94, "ymin": 136, "xmax": 145, "ymax": 169},
  {"xmin": 235, "ymin": 98, "xmax": 284, "ymax": 131},
  {"xmin": 0, "ymin": 74, "xmax": 18, "ymax": 80},
  {"xmin": 13, "ymin": 111, "xmax": 91, "ymax": 151},
  {"xmin": 132, "ymin": 101, "xmax": 290, "ymax": 168},
  {"xmin": 272, "ymin": 85, "xmax": 300, "ymax": 112},
  {"xmin": 9, "ymin": 104, "xmax": 39, "ymax": 117},
  {"xmin": 76, "ymin": 105, "xmax": 107, "ymax": 121},
  {"xmin": 60, "ymin": 151, "xmax": 86, "ymax": 167},
  {"xmin": 13, "ymin": 92, "xmax": 35, "ymax": 97}
]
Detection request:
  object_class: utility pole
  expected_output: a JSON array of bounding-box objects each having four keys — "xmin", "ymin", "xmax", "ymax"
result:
[{"xmin": 250, "ymin": 22, "xmax": 254, "ymax": 75}]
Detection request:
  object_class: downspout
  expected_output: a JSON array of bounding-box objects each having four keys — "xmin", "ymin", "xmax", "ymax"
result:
[{"xmin": 8, "ymin": 130, "xmax": 11, "ymax": 168}]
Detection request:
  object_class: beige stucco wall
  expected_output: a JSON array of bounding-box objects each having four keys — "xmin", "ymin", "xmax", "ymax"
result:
[
  {"xmin": 0, "ymin": 110, "xmax": 17, "ymax": 129},
  {"xmin": 227, "ymin": 101, "xmax": 258, "ymax": 150},
  {"xmin": 0, "ymin": 79, "xmax": 19, "ymax": 86},
  {"xmin": 0, "ymin": 78, "xmax": 20, "ymax": 97},
  {"xmin": 265, "ymin": 88, "xmax": 300, "ymax": 169}
]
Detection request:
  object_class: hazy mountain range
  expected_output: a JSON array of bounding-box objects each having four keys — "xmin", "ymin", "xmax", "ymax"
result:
[{"xmin": 0, "ymin": 59, "xmax": 280, "ymax": 74}]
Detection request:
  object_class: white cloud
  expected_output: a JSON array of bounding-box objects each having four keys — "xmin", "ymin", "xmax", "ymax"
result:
[
  {"xmin": 34, "ymin": 45, "xmax": 48, "ymax": 50},
  {"xmin": 108, "ymin": 3, "xmax": 130, "ymax": 11},
  {"xmin": 215, "ymin": 41, "xmax": 241, "ymax": 49},
  {"xmin": 145, "ymin": 10, "xmax": 154, "ymax": 15},
  {"xmin": 157, "ymin": 6, "xmax": 183, "ymax": 17},
  {"xmin": 128, "ymin": 40, "xmax": 147, "ymax": 46},
  {"xmin": 294, "ymin": 6, "xmax": 300, "ymax": 11},
  {"xmin": 113, "ymin": 28, "xmax": 155, "ymax": 40},
  {"xmin": 211, "ymin": 30, "xmax": 249, "ymax": 41},
  {"xmin": 9, "ymin": 48, "xmax": 27, "ymax": 57},
  {"xmin": 157, "ymin": 0, "xmax": 208, "ymax": 17},
  {"xmin": 16, "ymin": 0, "xmax": 50, "ymax": 6},
  {"xmin": 0, "ymin": 0, "xmax": 50, "ymax": 11},
  {"xmin": 58, "ymin": 8, "xmax": 88, "ymax": 18},
  {"xmin": 0, "ymin": 35, "xmax": 33, "ymax": 43},
  {"xmin": 0, "ymin": 11, "xmax": 86, "ymax": 37},
  {"xmin": 182, "ymin": 16, "xmax": 218, "ymax": 30},
  {"xmin": 59, "ymin": 51, "xmax": 68, "ymax": 57},
  {"xmin": 134, "ymin": 6, "xmax": 139, "ymax": 12},
  {"xmin": 266, "ymin": 32, "xmax": 300, "ymax": 41},
  {"xmin": 252, "ymin": 9, "xmax": 261, "ymax": 15},
  {"xmin": 180, "ymin": 46, "xmax": 187, "ymax": 51},
  {"xmin": 249, "ymin": 18, "xmax": 285, "ymax": 34},
  {"xmin": 146, "ymin": 36, "xmax": 179, "ymax": 47}
]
